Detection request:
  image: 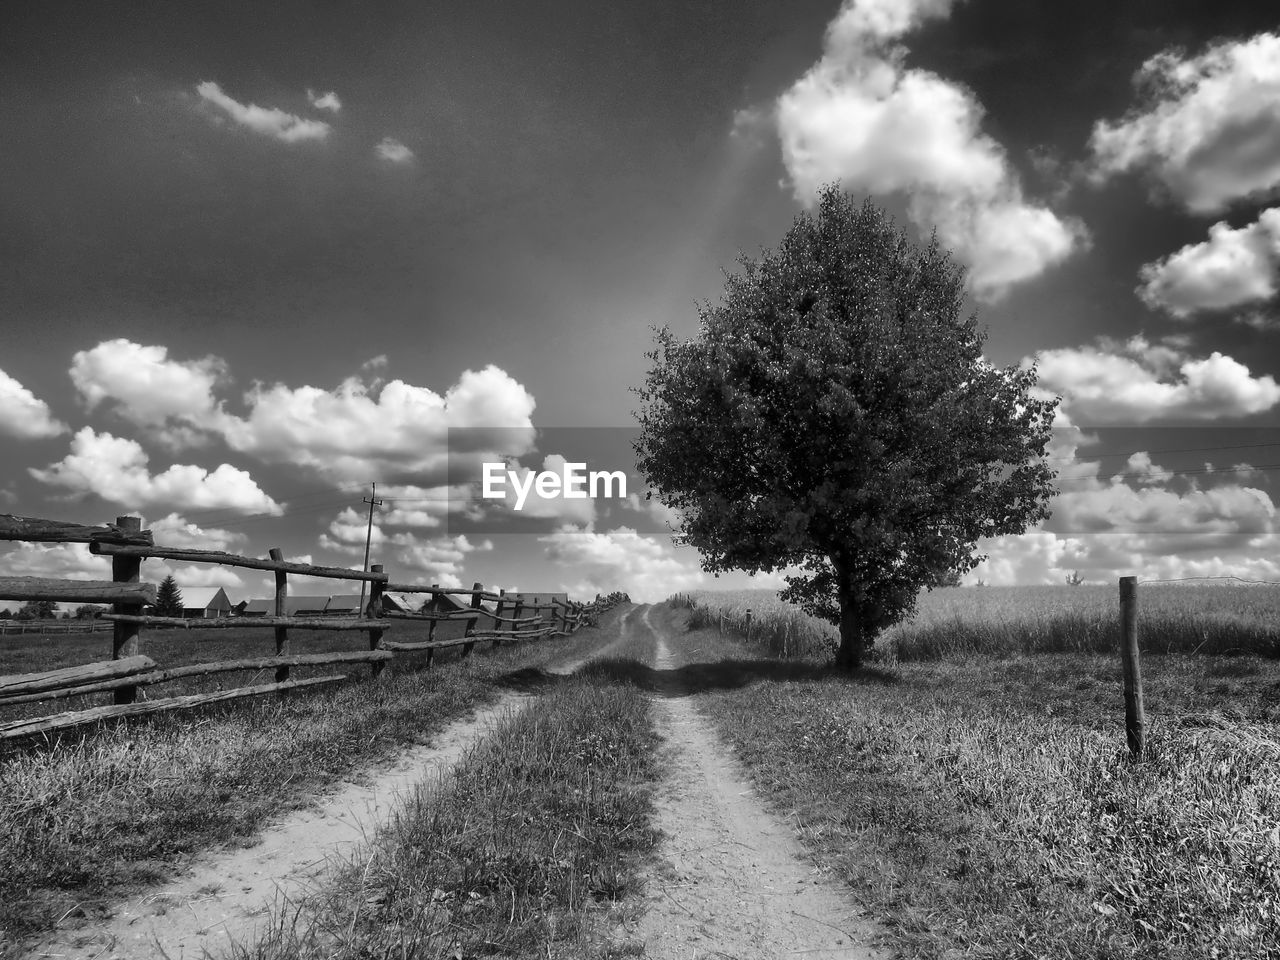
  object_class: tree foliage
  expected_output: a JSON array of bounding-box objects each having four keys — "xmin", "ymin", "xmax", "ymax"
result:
[
  {"xmin": 634, "ymin": 187, "xmax": 1058, "ymax": 669},
  {"xmin": 154, "ymin": 575, "xmax": 184, "ymax": 618},
  {"xmin": 17, "ymin": 600, "xmax": 58, "ymax": 620}
]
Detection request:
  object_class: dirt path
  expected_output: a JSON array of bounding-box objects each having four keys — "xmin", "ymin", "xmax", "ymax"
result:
[
  {"xmin": 625, "ymin": 606, "xmax": 884, "ymax": 959},
  {"xmin": 23, "ymin": 611, "xmax": 640, "ymax": 960}
]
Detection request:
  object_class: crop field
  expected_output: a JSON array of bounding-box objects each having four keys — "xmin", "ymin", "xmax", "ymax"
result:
[{"xmin": 676, "ymin": 583, "xmax": 1280, "ymax": 661}]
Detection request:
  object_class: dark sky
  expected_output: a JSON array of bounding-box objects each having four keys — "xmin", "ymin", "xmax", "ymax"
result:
[{"xmin": 3, "ymin": 0, "xmax": 1280, "ymax": 597}]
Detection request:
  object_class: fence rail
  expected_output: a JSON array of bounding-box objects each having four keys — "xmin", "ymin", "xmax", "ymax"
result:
[{"xmin": 0, "ymin": 513, "xmax": 628, "ymax": 743}]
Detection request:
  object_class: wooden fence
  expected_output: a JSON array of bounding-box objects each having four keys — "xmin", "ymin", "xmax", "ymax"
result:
[{"xmin": 0, "ymin": 513, "xmax": 628, "ymax": 743}]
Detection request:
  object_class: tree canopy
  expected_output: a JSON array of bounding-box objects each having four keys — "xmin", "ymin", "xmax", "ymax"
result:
[
  {"xmin": 633, "ymin": 187, "xmax": 1058, "ymax": 670},
  {"xmin": 154, "ymin": 575, "xmax": 184, "ymax": 618}
]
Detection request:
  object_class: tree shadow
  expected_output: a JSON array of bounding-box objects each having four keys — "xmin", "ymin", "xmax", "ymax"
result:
[{"xmin": 493, "ymin": 656, "xmax": 898, "ymax": 697}]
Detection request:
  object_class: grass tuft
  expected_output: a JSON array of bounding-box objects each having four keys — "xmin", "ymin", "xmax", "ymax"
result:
[{"xmin": 227, "ymin": 672, "xmax": 660, "ymax": 960}]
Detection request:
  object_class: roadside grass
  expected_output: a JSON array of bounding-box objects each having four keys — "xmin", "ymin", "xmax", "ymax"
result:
[
  {"xmin": 675, "ymin": 584, "xmax": 1280, "ymax": 662},
  {"xmin": 0, "ymin": 611, "xmax": 629, "ymax": 951},
  {"xmin": 227, "ymin": 670, "xmax": 659, "ymax": 960},
  {"xmin": 658, "ymin": 606, "xmax": 1280, "ymax": 960}
]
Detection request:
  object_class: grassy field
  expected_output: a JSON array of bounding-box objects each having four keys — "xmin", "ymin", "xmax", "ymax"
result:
[
  {"xmin": 0, "ymin": 615, "xmax": 623, "ymax": 953},
  {"xmin": 677, "ymin": 583, "xmax": 1280, "ymax": 661},
  {"xmin": 640, "ymin": 603, "xmax": 1280, "ymax": 960},
  {"xmin": 229, "ymin": 669, "xmax": 660, "ymax": 960}
]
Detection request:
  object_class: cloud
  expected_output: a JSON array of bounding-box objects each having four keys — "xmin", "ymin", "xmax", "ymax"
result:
[
  {"xmin": 30, "ymin": 427, "xmax": 281, "ymax": 515},
  {"xmin": 319, "ymin": 506, "xmax": 384, "ymax": 554},
  {"xmin": 1030, "ymin": 335, "xmax": 1280, "ymax": 423},
  {"xmin": 220, "ymin": 365, "xmax": 537, "ymax": 484},
  {"xmin": 775, "ymin": 0, "xmax": 1086, "ymax": 299},
  {"xmin": 0, "ymin": 541, "xmax": 110, "ymax": 581},
  {"xmin": 196, "ymin": 81, "xmax": 331, "ymax": 143},
  {"xmin": 307, "ymin": 89, "xmax": 342, "ymax": 113},
  {"xmin": 0, "ymin": 367, "xmax": 67, "ymax": 439},
  {"xmin": 386, "ymin": 532, "xmax": 490, "ymax": 588},
  {"xmin": 1089, "ymin": 32, "xmax": 1280, "ymax": 213},
  {"xmin": 147, "ymin": 512, "xmax": 247, "ymax": 552},
  {"xmin": 1138, "ymin": 208, "xmax": 1280, "ymax": 317},
  {"xmin": 539, "ymin": 526, "xmax": 703, "ymax": 603},
  {"xmin": 70, "ymin": 339, "xmax": 227, "ymax": 444},
  {"xmin": 375, "ymin": 137, "xmax": 415, "ymax": 164}
]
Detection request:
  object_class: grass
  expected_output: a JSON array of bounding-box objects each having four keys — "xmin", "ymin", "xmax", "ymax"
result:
[
  {"xmin": 227, "ymin": 669, "xmax": 659, "ymax": 959},
  {"xmin": 657, "ymin": 605, "xmax": 1280, "ymax": 960},
  {"xmin": 675, "ymin": 583, "xmax": 1280, "ymax": 662},
  {"xmin": 0, "ymin": 616, "xmax": 625, "ymax": 954}
]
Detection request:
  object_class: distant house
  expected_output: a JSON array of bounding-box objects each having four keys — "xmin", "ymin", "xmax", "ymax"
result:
[
  {"xmin": 240, "ymin": 596, "xmax": 331, "ymax": 617},
  {"xmin": 381, "ymin": 593, "xmax": 422, "ymax": 614},
  {"xmin": 325, "ymin": 595, "xmax": 364, "ymax": 617},
  {"xmin": 180, "ymin": 587, "xmax": 234, "ymax": 620}
]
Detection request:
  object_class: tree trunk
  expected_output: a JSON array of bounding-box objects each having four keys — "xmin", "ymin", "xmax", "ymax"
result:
[{"xmin": 834, "ymin": 572, "xmax": 864, "ymax": 672}]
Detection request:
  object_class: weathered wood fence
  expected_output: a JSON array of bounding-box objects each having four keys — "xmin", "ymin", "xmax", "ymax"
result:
[{"xmin": 0, "ymin": 513, "xmax": 627, "ymax": 743}]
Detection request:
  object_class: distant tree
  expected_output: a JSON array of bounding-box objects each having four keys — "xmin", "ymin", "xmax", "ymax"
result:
[
  {"xmin": 634, "ymin": 187, "xmax": 1058, "ymax": 671},
  {"xmin": 931, "ymin": 568, "xmax": 964, "ymax": 588},
  {"xmin": 1065, "ymin": 570, "xmax": 1086, "ymax": 587},
  {"xmin": 74, "ymin": 604, "xmax": 106, "ymax": 619},
  {"xmin": 17, "ymin": 600, "xmax": 58, "ymax": 620},
  {"xmin": 0, "ymin": 608, "xmax": 10, "ymax": 620},
  {"xmin": 154, "ymin": 576, "xmax": 184, "ymax": 618}
]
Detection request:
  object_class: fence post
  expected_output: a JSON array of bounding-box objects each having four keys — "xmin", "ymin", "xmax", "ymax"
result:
[
  {"xmin": 270, "ymin": 548, "xmax": 289, "ymax": 684},
  {"xmin": 368, "ymin": 563, "xmax": 385, "ymax": 679},
  {"xmin": 462, "ymin": 582, "xmax": 483, "ymax": 657},
  {"xmin": 1120, "ymin": 576, "xmax": 1145, "ymax": 759},
  {"xmin": 422, "ymin": 583, "xmax": 439, "ymax": 668},
  {"xmin": 507, "ymin": 592, "xmax": 523, "ymax": 648},
  {"xmin": 745, "ymin": 608, "xmax": 753, "ymax": 640},
  {"xmin": 111, "ymin": 515, "xmax": 143, "ymax": 705}
]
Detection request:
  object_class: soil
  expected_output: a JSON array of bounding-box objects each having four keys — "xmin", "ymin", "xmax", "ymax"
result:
[
  {"xmin": 23, "ymin": 605, "xmax": 886, "ymax": 959},
  {"xmin": 618, "ymin": 606, "xmax": 885, "ymax": 959}
]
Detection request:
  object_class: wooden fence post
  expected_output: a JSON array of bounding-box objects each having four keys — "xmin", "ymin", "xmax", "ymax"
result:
[
  {"xmin": 745, "ymin": 608, "xmax": 753, "ymax": 640},
  {"xmin": 462, "ymin": 581, "xmax": 483, "ymax": 657},
  {"xmin": 506, "ymin": 592, "xmax": 523, "ymax": 649},
  {"xmin": 270, "ymin": 548, "xmax": 289, "ymax": 683},
  {"xmin": 111, "ymin": 516, "xmax": 143, "ymax": 705},
  {"xmin": 368, "ymin": 564, "xmax": 385, "ymax": 679},
  {"xmin": 1120, "ymin": 576, "xmax": 1145, "ymax": 759}
]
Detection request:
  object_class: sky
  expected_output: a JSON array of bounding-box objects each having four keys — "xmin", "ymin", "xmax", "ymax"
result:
[{"xmin": 3, "ymin": 0, "xmax": 1280, "ymax": 606}]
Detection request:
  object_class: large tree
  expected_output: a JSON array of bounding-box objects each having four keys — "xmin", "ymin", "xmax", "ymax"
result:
[
  {"xmin": 634, "ymin": 188, "xmax": 1058, "ymax": 670},
  {"xmin": 154, "ymin": 575, "xmax": 184, "ymax": 618}
]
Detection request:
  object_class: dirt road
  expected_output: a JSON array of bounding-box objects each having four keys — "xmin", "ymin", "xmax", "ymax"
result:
[{"xmin": 625, "ymin": 605, "xmax": 884, "ymax": 959}]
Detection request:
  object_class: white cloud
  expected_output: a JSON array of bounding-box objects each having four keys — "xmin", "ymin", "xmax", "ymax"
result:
[
  {"xmin": 29, "ymin": 427, "xmax": 281, "ymax": 515},
  {"xmin": 0, "ymin": 542, "xmax": 110, "ymax": 581},
  {"xmin": 0, "ymin": 367, "xmax": 67, "ymax": 439},
  {"xmin": 220, "ymin": 365, "xmax": 537, "ymax": 484},
  {"xmin": 375, "ymin": 137, "xmax": 414, "ymax": 164},
  {"xmin": 1030, "ymin": 335, "xmax": 1280, "ymax": 423},
  {"xmin": 319, "ymin": 506, "xmax": 384, "ymax": 554},
  {"xmin": 387, "ymin": 532, "xmax": 489, "ymax": 587},
  {"xmin": 1138, "ymin": 208, "xmax": 1280, "ymax": 317},
  {"xmin": 196, "ymin": 81, "xmax": 331, "ymax": 143},
  {"xmin": 147, "ymin": 512, "xmax": 247, "ymax": 552},
  {"xmin": 307, "ymin": 89, "xmax": 342, "ymax": 113},
  {"xmin": 1089, "ymin": 33, "xmax": 1280, "ymax": 213},
  {"xmin": 775, "ymin": 0, "xmax": 1085, "ymax": 299},
  {"xmin": 70, "ymin": 339, "xmax": 226, "ymax": 444},
  {"xmin": 539, "ymin": 526, "xmax": 703, "ymax": 603}
]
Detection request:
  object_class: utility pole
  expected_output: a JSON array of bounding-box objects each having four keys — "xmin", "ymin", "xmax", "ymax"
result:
[{"xmin": 358, "ymin": 482, "xmax": 383, "ymax": 617}]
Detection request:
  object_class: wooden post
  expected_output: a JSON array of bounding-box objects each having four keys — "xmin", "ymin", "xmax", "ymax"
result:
[
  {"xmin": 424, "ymin": 583, "xmax": 439, "ymax": 668},
  {"xmin": 368, "ymin": 564, "xmax": 385, "ymax": 679},
  {"xmin": 111, "ymin": 516, "xmax": 143, "ymax": 705},
  {"xmin": 745, "ymin": 608, "xmax": 753, "ymax": 640},
  {"xmin": 462, "ymin": 582, "xmax": 484, "ymax": 657},
  {"xmin": 270, "ymin": 548, "xmax": 289, "ymax": 683},
  {"xmin": 506, "ymin": 593, "xmax": 524, "ymax": 648},
  {"xmin": 1120, "ymin": 577, "xmax": 1145, "ymax": 759}
]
